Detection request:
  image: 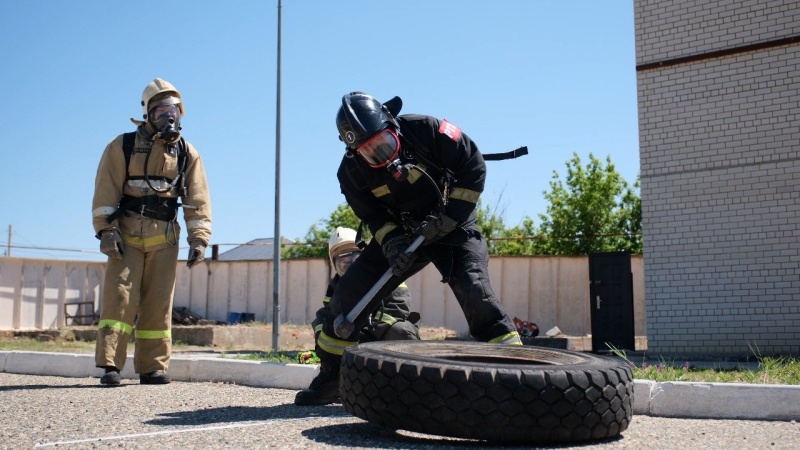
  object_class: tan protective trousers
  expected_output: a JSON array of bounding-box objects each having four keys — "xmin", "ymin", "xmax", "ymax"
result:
[{"xmin": 95, "ymin": 244, "xmax": 179, "ymax": 374}]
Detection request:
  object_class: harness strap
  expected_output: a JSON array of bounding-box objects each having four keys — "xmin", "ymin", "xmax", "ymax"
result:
[
  {"xmin": 121, "ymin": 132, "xmax": 187, "ymax": 185},
  {"xmin": 108, "ymin": 132, "xmax": 185, "ymax": 223},
  {"xmin": 121, "ymin": 132, "xmax": 136, "ymax": 185},
  {"xmin": 106, "ymin": 195, "xmax": 179, "ymax": 223},
  {"xmin": 482, "ymin": 146, "xmax": 529, "ymax": 161}
]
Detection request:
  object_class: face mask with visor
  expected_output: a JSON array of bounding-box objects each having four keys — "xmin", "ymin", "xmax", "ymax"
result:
[
  {"xmin": 148, "ymin": 97, "xmax": 182, "ymax": 143},
  {"xmin": 333, "ymin": 251, "xmax": 360, "ymax": 277},
  {"xmin": 355, "ymin": 128, "xmax": 401, "ymax": 168}
]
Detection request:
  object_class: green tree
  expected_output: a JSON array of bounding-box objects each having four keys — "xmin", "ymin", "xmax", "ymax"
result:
[
  {"xmin": 494, "ymin": 218, "xmax": 539, "ymax": 255},
  {"xmin": 475, "ymin": 198, "xmax": 540, "ymax": 256},
  {"xmin": 475, "ymin": 199, "xmax": 507, "ymax": 255},
  {"xmin": 616, "ymin": 175, "xmax": 642, "ymax": 252},
  {"xmin": 532, "ymin": 153, "xmax": 641, "ymax": 255},
  {"xmin": 282, "ymin": 203, "xmax": 369, "ymax": 259}
]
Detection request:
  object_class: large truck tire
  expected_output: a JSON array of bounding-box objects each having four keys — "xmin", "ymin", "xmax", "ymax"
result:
[{"xmin": 340, "ymin": 341, "xmax": 633, "ymax": 444}]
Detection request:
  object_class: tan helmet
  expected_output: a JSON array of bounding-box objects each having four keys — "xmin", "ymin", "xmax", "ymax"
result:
[
  {"xmin": 328, "ymin": 227, "xmax": 360, "ymax": 265},
  {"xmin": 141, "ymin": 78, "xmax": 184, "ymax": 119}
]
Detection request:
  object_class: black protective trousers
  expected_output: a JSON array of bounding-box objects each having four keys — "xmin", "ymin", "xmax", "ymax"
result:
[{"xmin": 317, "ymin": 229, "xmax": 517, "ymax": 366}]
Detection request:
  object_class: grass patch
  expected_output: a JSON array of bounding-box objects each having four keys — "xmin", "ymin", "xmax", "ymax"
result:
[
  {"xmin": 607, "ymin": 344, "xmax": 800, "ymax": 385},
  {"xmin": 225, "ymin": 350, "xmax": 320, "ymax": 364},
  {"xmin": 0, "ymin": 334, "xmax": 192, "ymax": 353},
  {"xmin": 0, "ymin": 336, "xmax": 96, "ymax": 353},
  {"xmin": 224, "ymin": 351, "xmax": 303, "ymax": 364}
]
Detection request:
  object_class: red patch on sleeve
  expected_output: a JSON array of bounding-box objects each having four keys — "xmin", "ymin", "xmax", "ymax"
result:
[{"xmin": 438, "ymin": 119, "xmax": 462, "ymax": 142}]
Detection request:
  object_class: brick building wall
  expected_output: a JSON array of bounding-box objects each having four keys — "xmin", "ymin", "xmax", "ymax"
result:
[{"xmin": 635, "ymin": 0, "xmax": 800, "ymax": 356}]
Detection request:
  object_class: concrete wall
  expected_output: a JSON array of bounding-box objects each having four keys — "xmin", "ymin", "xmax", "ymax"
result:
[
  {"xmin": 0, "ymin": 258, "xmax": 105, "ymax": 330},
  {"xmin": 0, "ymin": 255, "xmax": 645, "ymax": 338},
  {"xmin": 635, "ymin": 0, "xmax": 800, "ymax": 355}
]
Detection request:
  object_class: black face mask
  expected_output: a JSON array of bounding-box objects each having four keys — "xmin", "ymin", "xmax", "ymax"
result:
[{"xmin": 148, "ymin": 103, "xmax": 181, "ymax": 144}]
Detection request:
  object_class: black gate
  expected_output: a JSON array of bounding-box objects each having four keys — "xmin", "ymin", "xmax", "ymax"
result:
[{"xmin": 588, "ymin": 252, "xmax": 635, "ymax": 353}]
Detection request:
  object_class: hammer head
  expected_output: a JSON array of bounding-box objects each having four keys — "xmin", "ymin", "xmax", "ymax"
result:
[{"xmin": 333, "ymin": 314, "xmax": 355, "ymax": 339}]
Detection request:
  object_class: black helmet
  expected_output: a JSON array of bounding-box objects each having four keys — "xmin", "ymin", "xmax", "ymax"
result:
[{"xmin": 336, "ymin": 92, "xmax": 402, "ymax": 150}]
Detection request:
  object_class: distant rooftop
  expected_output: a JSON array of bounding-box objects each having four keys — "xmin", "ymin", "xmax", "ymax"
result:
[{"xmin": 216, "ymin": 237, "xmax": 295, "ymax": 261}]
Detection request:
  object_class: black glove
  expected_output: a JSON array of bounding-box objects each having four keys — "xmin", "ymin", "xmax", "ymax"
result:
[
  {"xmin": 381, "ymin": 235, "xmax": 417, "ymax": 277},
  {"xmin": 187, "ymin": 240, "xmax": 206, "ymax": 268},
  {"xmin": 99, "ymin": 229, "xmax": 125, "ymax": 260},
  {"xmin": 414, "ymin": 213, "xmax": 458, "ymax": 245}
]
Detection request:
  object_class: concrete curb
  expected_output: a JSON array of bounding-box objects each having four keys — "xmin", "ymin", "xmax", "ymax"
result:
[
  {"xmin": 633, "ymin": 379, "xmax": 800, "ymax": 421},
  {"xmin": 2, "ymin": 351, "xmax": 799, "ymax": 420},
  {"xmin": 0, "ymin": 351, "xmax": 317, "ymax": 390}
]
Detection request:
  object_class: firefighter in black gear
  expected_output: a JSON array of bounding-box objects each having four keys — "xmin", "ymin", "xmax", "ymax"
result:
[
  {"xmin": 299, "ymin": 91, "xmax": 522, "ymax": 404},
  {"xmin": 294, "ymin": 227, "xmax": 420, "ymax": 406}
]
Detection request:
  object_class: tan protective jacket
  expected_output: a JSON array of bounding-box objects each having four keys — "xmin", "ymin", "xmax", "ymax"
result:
[{"xmin": 92, "ymin": 131, "xmax": 212, "ymax": 251}]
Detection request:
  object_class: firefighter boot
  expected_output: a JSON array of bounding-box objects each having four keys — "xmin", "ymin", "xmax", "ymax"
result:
[
  {"xmin": 100, "ymin": 367, "xmax": 121, "ymax": 386},
  {"xmin": 140, "ymin": 370, "xmax": 171, "ymax": 385},
  {"xmin": 294, "ymin": 363, "xmax": 341, "ymax": 406}
]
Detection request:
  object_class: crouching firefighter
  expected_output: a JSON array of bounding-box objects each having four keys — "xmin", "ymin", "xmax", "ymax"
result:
[
  {"xmin": 298, "ymin": 91, "xmax": 526, "ymax": 404},
  {"xmin": 294, "ymin": 226, "xmax": 421, "ymax": 405},
  {"xmin": 91, "ymin": 78, "xmax": 212, "ymax": 385}
]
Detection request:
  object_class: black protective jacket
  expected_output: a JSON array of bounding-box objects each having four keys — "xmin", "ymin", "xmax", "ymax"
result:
[
  {"xmin": 337, "ymin": 114, "xmax": 485, "ymax": 246},
  {"xmin": 312, "ymin": 275, "xmax": 418, "ymax": 342}
]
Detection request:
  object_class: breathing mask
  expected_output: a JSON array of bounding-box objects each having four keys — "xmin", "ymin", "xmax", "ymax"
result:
[
  {"xmin": 148, "ymin": 96, "xmax": 182, "ymax": 144},
  {"xmin": 355, "ymin": 127, "xmax": 415, "ymax": 181},
  {"xmin": 333, "ymin": 251, "xmax": 360, "ymax": 277}
]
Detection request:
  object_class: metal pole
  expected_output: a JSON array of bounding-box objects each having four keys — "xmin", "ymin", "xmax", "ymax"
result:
[
  {"xmin": 271, "ymin": 0, "xmax": 282, "ymax": 352},
  {"xmin": 7, "ymin": 224, "xmax": 11, "ymax": 257}
]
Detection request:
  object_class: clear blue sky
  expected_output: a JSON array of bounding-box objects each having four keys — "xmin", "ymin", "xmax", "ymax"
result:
[{"xmin": 0, "ymin": 0, "xmax": 639, "ymax": 261}]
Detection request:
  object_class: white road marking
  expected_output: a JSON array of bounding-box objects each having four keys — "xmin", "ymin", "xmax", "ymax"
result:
[{"xmin": 34, "ymin": 417, "xmax": 344, "ymax": 447}]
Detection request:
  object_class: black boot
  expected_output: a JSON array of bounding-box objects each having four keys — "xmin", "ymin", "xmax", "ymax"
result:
[
  {"xmin": 100, "ymin": 366, "xmax": 120, "ymax": 385},
  {"xmin": 294, "ymin": 363, "xmax": 340, "ymax": 406},
  {"xmin": 140, "ymin": 370, "xmax": 171, "ymax": 385}
]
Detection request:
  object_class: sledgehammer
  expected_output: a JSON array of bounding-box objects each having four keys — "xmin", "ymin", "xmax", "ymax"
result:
[{"xmin": 333, "ymin": 235, "xmax": 425, "ymax": 339}]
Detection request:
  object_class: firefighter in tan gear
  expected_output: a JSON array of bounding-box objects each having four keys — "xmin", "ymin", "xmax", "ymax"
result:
[{"xmin": 92, "ymin": 78, "xmax": 212, "ymax": 385}]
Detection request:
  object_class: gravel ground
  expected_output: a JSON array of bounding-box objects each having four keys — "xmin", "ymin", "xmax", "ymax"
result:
[{"xmin": 1, "ymin": 373, "xmax": 798, "ymax": 449}]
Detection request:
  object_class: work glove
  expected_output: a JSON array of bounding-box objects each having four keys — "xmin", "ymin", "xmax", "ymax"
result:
[
  {"xmin": 381, "ymin": 235, "xmax": 417, "ymax": 277},
  {"xmin": 99, "ymin": 229, "xmax": 125, "ymax": 260},
  {"xmin": 187, "ymin": 240, "xmax": 206, "ymax": 268},
  {"xmin": 413, "ymin": 213, "xmax": 458, "ymax": 245}
]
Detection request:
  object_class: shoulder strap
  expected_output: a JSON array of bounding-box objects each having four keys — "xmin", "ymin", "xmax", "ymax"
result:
[
  {"xmin": 176, "ymin": 137, "xmax": 189, "ymax": 198},
  {"xmin": 355, "ymin": 221, "xmax": 367, "ymax": 248},
  {"xmin": 176, "ymin": 138, "xmax": 188, "ymax": 179},
  {"xmin": 109, "ymin": 132, "xmax": 137, "ymax": 224},
  {"xmin": 177, "ymin": 137, "xmax": 187, "ymax": 164},
  {"xmin": 121, "ymin": 132, "xmax": 136, "ymax": 184}
]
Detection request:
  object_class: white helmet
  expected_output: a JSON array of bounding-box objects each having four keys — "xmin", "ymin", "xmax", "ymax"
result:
[
  {"xmin": 328, "ymin": 227, "xmax": 360, "ymax": 262},
  {"xmin": 328, "ymin": 227, "xmax": 361, "ymax": 276},
  {"xmin": 141, "ymin": 78, "xmax": 184, "ymax": 119}
]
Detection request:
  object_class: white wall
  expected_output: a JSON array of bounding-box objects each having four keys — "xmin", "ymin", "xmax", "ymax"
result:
[{"xmin": 1, "ymin": 255, "xmax": 645, "ymax": 337}]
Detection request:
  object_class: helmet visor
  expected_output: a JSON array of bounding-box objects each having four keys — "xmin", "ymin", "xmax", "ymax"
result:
[
  {"xmin": 334, "ymin": 251, "xmax": 360, "ymax": 276},
  {"xmin": 151, "ymin": 104, "xmax": 180, "ymax": 122},
  {"xmin": 148, "ymin": 95, "xmax": 181, "ymax": 116},
  {"xmin": 356, "ymin": 129, "xmax": 400, "ymax": 168}
]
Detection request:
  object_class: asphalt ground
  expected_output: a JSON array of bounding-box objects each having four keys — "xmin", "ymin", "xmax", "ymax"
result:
[
  {"xmin": 2, "ymin": 373, "xmax": 799, "ymax": 449},
  {"xmin": 2, "ymin": 345, "xmax": 800, "ymax": 449}
]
